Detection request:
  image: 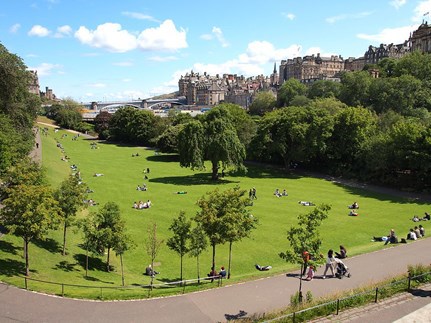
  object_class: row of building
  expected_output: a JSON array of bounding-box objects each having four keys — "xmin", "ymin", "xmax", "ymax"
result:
[{"xmin": 179, "ymin": 22, "xmax": 431, "ymax": 107}]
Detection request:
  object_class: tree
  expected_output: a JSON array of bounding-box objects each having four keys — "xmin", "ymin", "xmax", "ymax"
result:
[
  {"xmin": 189, "ymin": 225, "xmax": 208, "ymax": 283},
  {"xmin": 54, "ymin": 174, "xmax": 88, "ymax": 255},
  {"xmin": 79, "ymin": 215, "xmax": 100, "ymax": 277},
  {"xmin": 1, "ymin": 184, "xmax": 61, "ymax": 276},
  {"xmin": 145, "ymin": 222, "xmax": 164, "ymax": 287},
  {"xmin": 248, "ymin": 91, "xmax": 276, "ymax": 116},
  {"xmin": 338, "ymin": 71, "xmax": 372, "ymax": 107},
  {"xmin": 94, "ymin": 111, "xmax": 112, "ymax": 139},
  {"xmin": 394, "ymin": 50, "xmax": 431, "ymax": 81},
  {"xmin": 279, "ymin": 204, "xmax": 331, "ymax": 302},
  {"xmin": 156, "ymin": 124, "xmax": 182, "ymax": 153},
  {"xmin": 308, "ymin": 80, "xmax": 341, "ymax": 99},
  {"xmin": 167, "ymin": 211, "xmax": 191, "ymax": 281},
  {"xmin": 221, "ymin": 187, "xmax": 258, "ymax": 278},
  {"xmin": 113, "ymin": 232, "xmax": 135, "ymax": 286},
  {"xmin": 277, "ymin": 78, "xmax": 307, "ymax": 107},
  {"xmin": 93, "ymin": 202, "xmax": 127, "ymax": 272},
  {"xmin": 178, "ymin": 108, "xmax": 246, "ymax": 180}
]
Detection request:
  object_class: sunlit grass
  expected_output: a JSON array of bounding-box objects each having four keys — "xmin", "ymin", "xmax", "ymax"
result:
[{"xmin": 0, "ymin": 125, "xmax": 428, "ymax": 299}]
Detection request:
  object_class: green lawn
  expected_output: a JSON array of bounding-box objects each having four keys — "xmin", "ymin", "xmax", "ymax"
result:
[{"xmin": 0, "ymin": 126, "xmax": 429, "ymax": 299}]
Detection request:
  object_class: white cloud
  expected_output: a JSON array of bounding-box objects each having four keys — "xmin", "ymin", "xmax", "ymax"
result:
[
  {"xmin": 113, "ymin": 61, "xmax": 133, "ymax": 66},
  {"xmin": 75, "ymin": 23, "xmax": 137, "ymax": 53},
  {"xmin": 10, "ymin": 23, "xmax": 20, "ymax": 33},
  {"xmin": 74, "ymin": 20, "xmax": 187, "ymax": 53},
  {"xmin": 357, "ymin": 25, "xmax": 417, "ymax": 44},
  {"xmin": 282, "ymin": 12, "xmax": 295, "ymax": 20},
  {"xmin": 137, "ymin": 19, "xmax": 187, "ymax": 51},
  {"xmin": 54, "ymin": 25, "xmax": 72, "ymax": 38},
  {"xmin": 200, "ymin": 33, "xmax": 212, "ymax": 40},
  {"xmin": 212, "ymin": 27, "xmax": 229, "ymax": 47},
  {"xmin": 122, "ymin": 78, "xmax": 132, "ymax": 82},
  {"xmin": 148, "ymin": 55, "xmax": 178, "ymax": 62},
  {"xmin": 412, "ymin": 0, "xmax": 431, "ymax": 22},
  {"xmin": 122, "ymin": 11, "xmax": 159, "ymax": 22},
  {"xmin": 390, "ymin": 0, "xmax": 407, "ymax": 9},
  {"xmin": 28, "ymin": 25, "xmax": 50, "ymax": 37},
  {"xmin": 28, "ymin": 62, "xmax": 62, "ymax": 76},
  {"xmin": 326, "ymin": 11, "xmax": 373, "ymax": 24}
]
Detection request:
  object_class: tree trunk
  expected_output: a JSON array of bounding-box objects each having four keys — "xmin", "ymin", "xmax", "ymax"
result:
[
  {"xmin": 62, "ymin": 222, "xmax": 67, "ymax": 256},
  {"xmin": 197, "ymin": 255, "xmax": 200, "ymax": 284},
  {"xmin": 298, "ymin": 263, "xmax": 304, "ymax": 303},
  {"xmin": 211, "ymin": 243, "xmax": 216, "ymax": 270},
  {"xmin": 24, "ymin": 239, "xmax": 30, "ymax": 277},
  {"xmin": 85, "ymin": 245, "xmax": 89, "ymax": 278},
  {"xmin": 120, "ymin": 253, "xmax": 125, "ymax": 286},
  {"xmin": 106, "ymin": 247, "xmax": 111, "ymax": 272},
  {"xmin": 228, "ymin": 241, "xmax": 233, "ymax": 279},
  {"xmin": 211, "ymin": 162, "xmax": 219, "ymax": 180},
  {"xmin": 150, "ymin": 260, "xmax": 154, "ymax": 289},
  {"xmin": 180, "ymin": 254, "xmax": 183, "ymax": 281}
]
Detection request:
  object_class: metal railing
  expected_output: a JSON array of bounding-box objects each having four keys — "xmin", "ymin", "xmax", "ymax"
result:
[{"xmin": 263, "ymin": 271, "xmax": 431, "ymax": 323}]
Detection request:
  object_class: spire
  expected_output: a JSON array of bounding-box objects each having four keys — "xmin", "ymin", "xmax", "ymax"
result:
[{"xmin": 273, "ymin": 62, "xmax": 277, "ymax": 74}]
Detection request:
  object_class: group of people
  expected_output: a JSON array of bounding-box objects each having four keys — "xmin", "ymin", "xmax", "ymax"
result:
[
  {"xmin": 406, "ymin": 225, "xmax": 425, "ymax": 241},
  {"xmin": 274, "ymin": 189, "xmax": 288, "ymax": 197},
  {"xmin": 303, "ymin": 245, "xmax": 348, "ymax": 281},
  {"xmin": 412, "ymin": 212, "xmax": 430, "ymax": 222},
  {"xmin": 249, "ymin": 187, "xmax": 257, "ymax": 200},
  {"xmin": 207, "ymin": 266, "xmax": 227, "ymax": 280},
  {"xmin": 375, "ymin": 223, "xmax": 426, "ymax": 244},
  {"xmin": 136, "ymin": 184, "xmax": 147, "ymax": 191},
  {"xmin": 133, "ymin": 200, "xmax": 152, "ymax": 209}
]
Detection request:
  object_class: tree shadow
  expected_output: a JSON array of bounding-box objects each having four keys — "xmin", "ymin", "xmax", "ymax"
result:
[
  {"xmin": 32, "ymin": 238, "xmax": 61, "ymax": 254},
  {"xmin": 83, "ymin": 276, "xmax": 115, "ymax": 284},
  {"xmin": 73, "ymin": 253, "xmax": 108, "ymax": 272},
  {"xmin": 53, "ymin": 260, "xmax": 79, "ymax": 272},
  {"xmin": 0, "ymin": 258, "xmax": 25, "ymax": 276},
  {"xmin": 409, "ymin": 288, "xmax": 431, "ymax": 297},
  {"xmin": 150, "ymin": 173, "xmax": 238, "ymax": 186},
  {"xmin": 0, "ymin": 240, "xmax": 21, "ymax": 255},
  {"xmin": 225, "ymin": 310, "xmax": 248, "ymax": 321},
  {"xmin": 146, "ymin": 154, "xmax": 179, "ymax": 163}
]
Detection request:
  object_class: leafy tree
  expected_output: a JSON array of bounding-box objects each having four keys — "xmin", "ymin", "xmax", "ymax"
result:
[
  {"xmin": 94, "ymin": 111, "xmax": 112, "ymax": 139},
  {"xmin": 308, "ymin": 80, "xmax": 341, "ymax": 99},
  {"xmin": 394, "ymin": 50, "xmax": 431, "ymax": 81},
  {"xmin": 189, "ymin": 225, "xmax": 208, "ymax": 283},
  {"xmin": 178, "ymin": 108, "xmax": 246, "ymax": 180},
  {"xmin": 279, "ymin": 204, "xmax": 331, "ymax": 302},
  {"xmin": 221, "ymin": 187, "xmax": 258, "ymax": 278},
  {"xmin": 377, "ymin": 57, "xmax": 398, "ymax": 77},
  {"xmin": 277, "ymin": 78, "xmax": 307, "ymax": 107},
  {"xmin": 145, "ymin": 222, "xmax": 164, "ymax": 287},
  {"xmin": 55, "ymin": 106, "xmax": 83, "ymax": 129},
  {"xmin": 54, "ymin": 174, "xmax": 88, "ymax": 255},
  {"xmin": 249, "ymin": 91, "xmax": 276, "ymax": 116},
  {"xmin": 93, "ymin": 202, "xmax": 127, "ymax": 272},
  {"xmin": 167, "ymin": 211, "xmax": 191, "ymax": 281},
  {"xmin": 338, "ymin": 71, "xmax": 372, "ymax": 107},
  {"xmin": 290, "ymin": 95, "xmax": 311, "ymax": 107},
  {"xmin": 1, "ymin": 184, "xmax": 61, "ymax": 276},
  {"xmin": 156, "ymin": 124, "xmax": 182, "ymax": 153}
]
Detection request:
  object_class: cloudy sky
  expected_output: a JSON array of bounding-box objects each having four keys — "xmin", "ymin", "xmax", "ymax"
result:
[{"xmin": 1, "ymin": 0, "xmax": 430, "ymax": 102}]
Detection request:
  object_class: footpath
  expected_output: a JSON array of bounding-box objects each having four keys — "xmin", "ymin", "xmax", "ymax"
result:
[
  {"xmin": 0, "ymin": 123, "xmax": 429, "ymax": 322},
  {"xmin": 1, "ymin": 237, "xmax": 431, "ymax": 323}
]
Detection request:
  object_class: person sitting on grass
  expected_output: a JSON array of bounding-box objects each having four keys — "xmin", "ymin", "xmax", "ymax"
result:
[
  {"xmin": 219, "ymin": 266, "xmax": 227, "ymax": 278},
  {"xmin": 407, "ymin": 228, "xmax": 417, "ymax": 240},
  {"xmin": 207, "ymin": 267, "xmax": 218, "ymax": 281},
  {"xmin": 348, "ymin": 202, "xmax": 359, "ymax": 209},
  {"xmin": 349, "ymin": 210, "xmax": 359, "ymax": 216},
  {"xmin": 145, "ymin": 264, "xmax": 159, "ymax": 277},
  {"xmin": 419, "ymin": 224, "xmax": 425, "ymax": 237},
  {"xmin": 412, "ymin": 215, "xmax": 420, "ymax": 222},
  {"xmin": 384, "ymin": 229, "xmax": 398, "ymax": 245},
  {"xmin": 423, "ymin": 212, "xmax": 431, "ymax": 221},
  {"xmin": 335, "ymin": 245, "xmax": 347, "ymax": 259},
  {"xmin": 274, "ymin": 189, "xmax": 281, "ymax": 197},
  {"xmin": 255, "ymin": 264, "xmax": 272, "ymax": 271}
]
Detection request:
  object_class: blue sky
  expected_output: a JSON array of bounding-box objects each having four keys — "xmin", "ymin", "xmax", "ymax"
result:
[{"xmin": 1, "ymin": 0, "xmax": 430, "ymax": 103}]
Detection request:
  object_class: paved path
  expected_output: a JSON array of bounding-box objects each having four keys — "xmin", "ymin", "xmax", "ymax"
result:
[{"xmin": 1, "ymin": 237, "xmax": 431, "ymax": 322}]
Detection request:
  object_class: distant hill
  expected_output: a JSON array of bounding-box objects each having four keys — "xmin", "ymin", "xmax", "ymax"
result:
[{"xmin": 151, "ymin": 92, "xmax": 179, "ymax": 100}]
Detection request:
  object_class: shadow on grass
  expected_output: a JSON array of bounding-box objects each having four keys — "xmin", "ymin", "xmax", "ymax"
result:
[
  {"xmin": 0, "ymin": 258, "xmax": 24, "ymax": 276},
  {"xmin": 32, "ymin": 238, "xmax": 61, "ymax": 254},
  {"xmin": 83, "ymin": 276, "xmax": 115, "ymax": 284},
  {"xmin": 146, "ymin": 154, "xmax": 179, "ymax": 163},
  {"xmin": 0, "ymin": 240, "xmax": 21, "ymax": 255},
  {"xmin": 53, "ymin": 260, "xmax": 79, "ymax": 272},
  {"xmin": 150, "ymin": 173, "xmax": 239, "ymax": 186},
  {"xmin": 73, "ymin": 253, "xmax": 109, "ymax": 272}
]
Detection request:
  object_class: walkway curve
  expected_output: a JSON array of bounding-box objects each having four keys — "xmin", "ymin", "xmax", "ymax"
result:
[{"xmin": 1, "ymin": 237, "xmax": 431, "ymax": 322}]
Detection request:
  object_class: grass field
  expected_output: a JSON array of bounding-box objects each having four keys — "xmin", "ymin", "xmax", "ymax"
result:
[{"xmin": 0, "ymin": 124, "xmax": 429, "ymax": 299}]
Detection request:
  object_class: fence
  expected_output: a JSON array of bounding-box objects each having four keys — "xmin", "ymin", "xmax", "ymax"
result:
[
  {"xmin": 21, "ymin": 274, "xmax": 226, "ymax": 300},
  {"xmin": 263, "ymin": 271, "xmax": 431, "ymax": 323}
]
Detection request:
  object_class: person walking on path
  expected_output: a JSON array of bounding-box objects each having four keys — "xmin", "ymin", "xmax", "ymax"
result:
[{"xmin": 322, "ymin": 249, "xmax": 336, "ymax": 279}]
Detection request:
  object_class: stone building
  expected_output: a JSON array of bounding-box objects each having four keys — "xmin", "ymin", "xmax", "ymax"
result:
[
  {"xmin": 28, "ymin": 70, "xmax": 40, "ymax": 95},
  {"xmin": 279, "ymin": 54, "xmax": 345, "ymax": 85},
  {"xmin": 363, "ymin": 42, "xmax": 410, "ymax": 65},
  {"xmin": 178, "ymin": 70, "xmax": 277, "ymax": 107},
  {"xmin": 410, "ymin": 21, "xmax": 431, "ymax": 53}
]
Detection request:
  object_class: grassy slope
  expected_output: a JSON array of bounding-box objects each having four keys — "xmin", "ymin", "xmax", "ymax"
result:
[{"xmin": 0, "ymin": 126, "xmax": 428, "ymax": 299}]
